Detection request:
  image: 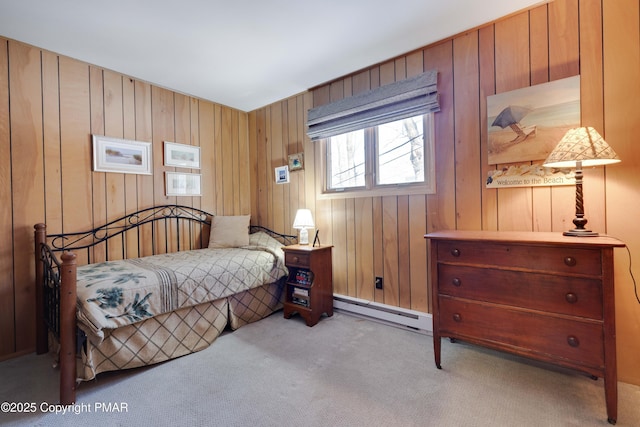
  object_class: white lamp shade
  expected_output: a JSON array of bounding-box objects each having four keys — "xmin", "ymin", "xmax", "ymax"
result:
[
  {"xmin": 543, "ymin": 127, "xmax": 621, "ymax": 168},
  {"xmin": 293, "ymin": 209, "xmax": 314, "ymax": 245},
  {"xmin": 293, "ymin": 209, "xmax": 315, "ymax": 229}
]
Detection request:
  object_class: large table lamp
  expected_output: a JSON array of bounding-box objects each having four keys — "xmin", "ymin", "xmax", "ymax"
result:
[
  {"xmin": 293, "ymin": 209, "xmax": 315, "ymax": 245},
  {"xmin": 543, "ymin": 126, "xmax": 620, "ymax": 237}
]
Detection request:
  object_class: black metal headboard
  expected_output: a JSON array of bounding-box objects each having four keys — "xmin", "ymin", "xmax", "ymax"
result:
[
  {"xmin": 43, "ymin": 205, "xmax": 297, "ymax": 262},
  {"xmin": 45, "ymin": 205, "xmax": 212, "ymax": 257}
]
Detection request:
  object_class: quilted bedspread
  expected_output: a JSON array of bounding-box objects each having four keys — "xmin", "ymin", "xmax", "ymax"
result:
[{"xmin": 75, "ymin": 232, "xmax": 288, "ymax": 342}]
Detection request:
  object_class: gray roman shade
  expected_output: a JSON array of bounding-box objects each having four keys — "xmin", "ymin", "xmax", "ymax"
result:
[{"xmin": 307, "ymin": 69, "xmax": 439, "ymax": 141}]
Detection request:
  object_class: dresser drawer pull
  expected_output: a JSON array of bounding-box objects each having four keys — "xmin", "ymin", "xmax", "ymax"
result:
[
  {"xmin": 565, "ymin": 293, "xmax": 578, "ymax": 304},
  {"xmin": 451, "ymin": 248, "xmax": 461, "ymax": 257},
  {"xmin": 567, "ymin": 335, "xmax": 580, "ymax": 347},
  {"xmin": 452, "ymin": 278, "xmax": 462, "ymax": 287},
  {"xmin": 452, "ymin": 313, "xmax": 462, "ymax": 322},
  {"xmin": 292, "ymin": 256, "xmax": 299, "ymax": 263},
  {"xmin": 564, "ymin": 256, "xmax": 577, "ymax": 267}
]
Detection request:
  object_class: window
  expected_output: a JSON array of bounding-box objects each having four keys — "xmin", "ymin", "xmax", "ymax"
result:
[
  {"xmin": 323, "ymin": 114, "xmax": 435, "ymax": 197},
  {"xmin": 307, "ymin": 70, "xmax": 439, "ymax": 198},
  {"xmin": 327, "ymin": 129, "xmax": 365, "ymax": 189},
  {"xmin": 377, "ymin": 116, "xmax": 424, "ymax": 185}
]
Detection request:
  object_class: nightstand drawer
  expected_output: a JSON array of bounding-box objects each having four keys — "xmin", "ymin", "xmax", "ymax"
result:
[
  {"xmin": 436, "ymin": 240, "xmax": 602, "ymax": 276},
  {"xmin": 438, "ymin": 297, "xmax": 604, "ymax": 370},
  {"xmin": 285, "ymin": 251, "xmax": 310, "ymax": 268},
  {"xmin": 438, "ymin": 264, "xmax": 603, "ymax": 319}
]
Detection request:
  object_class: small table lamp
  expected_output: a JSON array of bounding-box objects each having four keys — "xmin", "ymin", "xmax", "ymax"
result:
[
  {"xmin": 293, "ymin": 209, "xmax": 315, "ymax": 245},
  {"xmin": 543, "ymin": 126, "xmax": 620, "ymax": 236}
]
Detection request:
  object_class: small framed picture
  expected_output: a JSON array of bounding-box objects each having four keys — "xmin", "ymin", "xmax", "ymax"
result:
[
  {"xmin": 275, "ymin": 165, "xmax": 290, "ymax": 184},
  {"xmin": 92, "ymin": 135, "xmax": 152, "ymax": 175},
  {"xmin": 288, "ymin": 152, "xmax": 304, "ymax": 171},
  {"xmin": 164, "ymin": 141, "xmax": 201, "ymax": 169},
  {"xmin": 165, "ymin": 172, "xmax": 202, "ymax": 196}
]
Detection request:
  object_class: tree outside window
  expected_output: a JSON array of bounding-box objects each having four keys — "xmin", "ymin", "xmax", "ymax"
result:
[{"xmin": 324, "ymin": 114, "xmax": 434, "ymax": 197}]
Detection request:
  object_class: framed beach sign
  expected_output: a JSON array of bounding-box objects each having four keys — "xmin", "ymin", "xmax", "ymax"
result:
[
  {"xmin": 165, "ymin": 172, "xmax": 202, "ymax": 196},
  {"xmin": 92, "ymin": 135, "xmax": 152, "ymax": 175},
  {"xmin": 164, "ymin": 141, "xmax": 201, "ymax": 168},
  {"xmin": 485, "ymin": 75, "xmax": 580, "ymax": 189}
]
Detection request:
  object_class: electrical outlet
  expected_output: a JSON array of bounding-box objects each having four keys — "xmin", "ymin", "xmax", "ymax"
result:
[{"xmin": 375, "ymin": 277, "xmax": 383, "ymax": 289}]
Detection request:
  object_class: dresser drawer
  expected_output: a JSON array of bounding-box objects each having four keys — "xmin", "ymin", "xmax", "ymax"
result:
[
  {"xmin": 438, "ymin": 264, "xmax": 603, "ymax": 319},
  {"xmin": 285, "ymin": 251, "xmax": 310, "ymax": 268},
  {"xmin": 438, "ymin": 297, "xmax": 604, "ymax": 369},
  {"xmin": 436, "ymin": 240, "xmax": 602, "ymax": 276}
]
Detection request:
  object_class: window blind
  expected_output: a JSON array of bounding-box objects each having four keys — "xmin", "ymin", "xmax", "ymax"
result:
[{"xmin": 307, "ymin": 69, "xmax": 439, "ymax": 141}]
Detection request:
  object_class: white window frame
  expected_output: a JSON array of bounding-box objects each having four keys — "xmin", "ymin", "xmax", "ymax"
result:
[{"xmin": 318, "ymin": 113, "xmax": 436, "ymax": 200}]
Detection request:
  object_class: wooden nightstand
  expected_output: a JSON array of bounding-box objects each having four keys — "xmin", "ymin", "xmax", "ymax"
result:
[{"xmin": 282, "ymin": 244, "xmax": 333, "ymax": 326}]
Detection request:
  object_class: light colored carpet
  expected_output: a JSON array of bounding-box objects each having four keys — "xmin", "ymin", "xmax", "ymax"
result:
[{"xmin": 1, "ymin": 311, "xmax": 639, "ymax": 426}]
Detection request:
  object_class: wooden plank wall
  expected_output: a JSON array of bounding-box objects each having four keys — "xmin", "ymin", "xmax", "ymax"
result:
[
  {"xmin": 0, "ymin": 38, "xmax": 250, "ymax": 361},
  {"xmin": 602, "ymin": 0, "xmax": 640, "ymax": 387},
  {"xmin": 248, "ymin": 0, "xmax": 640, "ymax": 385}
]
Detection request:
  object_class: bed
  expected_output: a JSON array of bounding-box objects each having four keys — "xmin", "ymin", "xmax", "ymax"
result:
[{"xmin": 34, "ymin": 205, "xmax": 296, "ymax": 405}]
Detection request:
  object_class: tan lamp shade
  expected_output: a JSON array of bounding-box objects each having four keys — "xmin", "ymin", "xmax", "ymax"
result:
[
  {"xmin": 543, "ymin": 127, "xmax": 620, "ymax": 168},
  {"xmin": 543, "ymin": 126, "xmax": 620, "ymax": 236}
]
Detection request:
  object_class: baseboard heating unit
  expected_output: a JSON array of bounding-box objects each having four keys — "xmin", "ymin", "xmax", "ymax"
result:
[{"xmin": 333, "ymin": 294, "xmax": 432, "ymax": 334}]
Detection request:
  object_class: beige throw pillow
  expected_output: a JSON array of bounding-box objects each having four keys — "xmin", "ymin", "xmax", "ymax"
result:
[{"xmin": 208, "ymin": 215, "xmax": 251, "ymax": 248}]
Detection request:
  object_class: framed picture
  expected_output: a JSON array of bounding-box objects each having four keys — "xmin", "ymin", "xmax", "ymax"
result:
[
  {"xmin": 165, "ymin": 172, "xmax": 202, "ymax": 196},
  {"xmin": 274, "ymin": 165, "xmax": 289, "ymax": 184},
  {"xmin": 92, "ymin": 135, "xmax": 152, "ymax": 175},
  {"xmin": 487, "ymin": 75, "xmax": 580, "ymax": 165},
  {"xmin": 164, "ymin": 141, "xmax": 201, "ymax": 168},
  {"xmin": 288, "ymin": 152, "xmax": 304, "ymax": 171}
]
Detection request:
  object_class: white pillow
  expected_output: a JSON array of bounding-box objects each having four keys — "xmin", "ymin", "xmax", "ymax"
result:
[{"xmin": 208, "ymin": 215, "xmax": 250, "ymax": 248}]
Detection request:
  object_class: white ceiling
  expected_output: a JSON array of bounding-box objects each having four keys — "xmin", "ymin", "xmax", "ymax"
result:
[{"xmin": 0, "ymin": 0, "xmax": 543, "ymax": 112}]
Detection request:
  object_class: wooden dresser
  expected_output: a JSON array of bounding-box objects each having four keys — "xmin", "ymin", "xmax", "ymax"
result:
[{"xmin": 425, "ymin": 230, "xmax": 625, "ymax": 424}]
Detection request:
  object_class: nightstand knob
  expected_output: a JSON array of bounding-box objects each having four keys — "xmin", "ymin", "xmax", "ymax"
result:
[
  {"xmin": 452, "ymin": 278, "xmax": 462, "ymax": 287},
  {"xmin": 564, "ymin": 256, "xmax": 577, "ymax": 267},
  {"xmin": 567, "ymin": 335, "xmax": 580, "ymax": 347},
  {"xmin": 452, "ymin": 313, "xmax": 462, "ymax": 322},
  {"xmin": 565, "ymin": 293, "xmax": 578, "ymax": 304},
  {"xmin": 292, "ymin": 256, "xmax": 299, "ymax": 263},
  {"xmin": 451, "ymin": 248, "xmax": 461, "ymax": 257}
]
